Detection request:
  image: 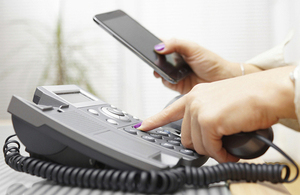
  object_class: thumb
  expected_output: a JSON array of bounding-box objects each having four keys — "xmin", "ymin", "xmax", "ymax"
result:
[
  {"xmin": 154, "ymin": 38, "xmax": 201, "ymax": 57},
  {"xmin": 136, "ymin": 96, "xmax": 186, "ymax": 131}
]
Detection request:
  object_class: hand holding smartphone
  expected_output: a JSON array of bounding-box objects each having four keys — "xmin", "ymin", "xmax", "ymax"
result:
[{"xmin": 93, "ymin": 10, "xmax": 192, "ymax": 84}]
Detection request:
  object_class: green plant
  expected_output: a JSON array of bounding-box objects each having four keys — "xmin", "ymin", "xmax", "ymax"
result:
[
  {"xmin": 40, "ymin": 9, "xmax": 97, "ymax": 95},
  {"xmin": 0, "ymin": 3, "xmax": 99, "ymax": 96}
]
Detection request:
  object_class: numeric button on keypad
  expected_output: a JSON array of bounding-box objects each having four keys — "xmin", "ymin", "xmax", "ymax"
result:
[
  {"xmin": 123, "ymin": 128, "xmax": 137, "ymax": 135},
  {"xmin": 180, "ymin": 149, "xmax": 194, "ymax": 156},
  {"xmin": 161, "ymin": 143, "xmax": 174, "ymax": 149},
  {"xmin": 149, "ymin": 134, "xmax": 162, "ymax": 139},
  {"xmin": 142, "ymin": 135, "xmax": 155, "ymax": 142},
  {"xmin": 156, "ymin": 130, "xmax": 169, "ymax": 136},
  {"xmin": 167, "ymin": 140, "xmax": 180, "ymax": 146},
  {"xmin": 173, "ymin": 137, "xmax": 181, "ymax": 141}
]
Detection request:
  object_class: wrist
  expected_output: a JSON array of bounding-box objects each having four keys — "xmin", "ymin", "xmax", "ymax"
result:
[
  {"xmin": 289, "ymin": 65, "xmax": 300, "ymax": 82},
  {"xmin": 265, "ymin": 66, "xmax": 297, "ymax": 119},
  {"xmin": 222, "ymin": 62, "xmax": 263, "ymax": 79}
]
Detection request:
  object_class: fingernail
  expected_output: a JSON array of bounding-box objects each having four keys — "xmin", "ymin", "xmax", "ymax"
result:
[
  {"xmin": 154, "ymin": 43, "xmax": 165, "ymax": 51},
  {"xmin": 133, "ymin": 122, "xmax": 142, "ymax": 129}
]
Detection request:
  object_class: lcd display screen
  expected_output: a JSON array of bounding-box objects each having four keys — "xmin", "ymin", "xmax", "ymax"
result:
[{"xmin": 57, "ymin": 92, "xmax": 94, "ymax": 103}]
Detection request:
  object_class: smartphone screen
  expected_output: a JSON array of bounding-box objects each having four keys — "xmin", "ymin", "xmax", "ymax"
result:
[{"xmin": 93, "ymin": 10, "xmax": 192, "ymax": 84}]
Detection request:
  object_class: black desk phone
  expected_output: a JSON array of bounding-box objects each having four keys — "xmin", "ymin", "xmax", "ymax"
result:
[{"xmin": 4, "ymin": 85, "xmax": 298, "ymax": 193}]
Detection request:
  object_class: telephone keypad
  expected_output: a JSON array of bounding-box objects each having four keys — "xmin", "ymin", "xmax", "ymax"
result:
[
  {"xmin": 93, "ymin": 104, "xmax": 197, "ymax": 157},
  {"xmin": 121, "ymin": 125, "xmax": 197, "ymax": 157}
]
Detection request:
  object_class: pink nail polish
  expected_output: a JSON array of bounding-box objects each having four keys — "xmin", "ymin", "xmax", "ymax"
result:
[
  {"xmin": 154, "ymin": 43, "xmax": 165, "ymax": 51},
  {"xmin": 133, "ymin": 122, "xmax": 142, "ymax": 129}
]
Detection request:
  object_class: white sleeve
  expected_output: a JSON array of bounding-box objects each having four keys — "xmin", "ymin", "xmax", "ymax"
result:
[
  {"xmin": 246, "ymin": 30, "xmax": 300, "ymax": 131},
  {"xmin": 246, "ymin": 30, "xmax": 294, "ymax": 69}
]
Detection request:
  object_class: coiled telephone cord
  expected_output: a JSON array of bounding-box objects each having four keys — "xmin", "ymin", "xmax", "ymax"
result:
[{"xmin": 3, "ymin": 134, "xmax": 299, "ymax": 194}]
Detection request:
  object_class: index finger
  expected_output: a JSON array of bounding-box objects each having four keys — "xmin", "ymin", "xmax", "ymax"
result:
[{"xmin": 136, "ymin": 96, "xmax": 186, "ymax": 131}]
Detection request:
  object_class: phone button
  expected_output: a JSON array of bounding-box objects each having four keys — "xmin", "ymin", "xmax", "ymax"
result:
[
  {"xmin": 173, "ymin": 137, "xmax": 181, "ymax": 141},
  {"xmin": 156, "ymin": 130, "xmax": 169, "ymax": 136},
  {"xmin": 101, "ymin": 107, "xmax": 131, "ymax": 122},
  {"xmin": 119, "ymin": 116, "xmax": 131, "ymax": 122},
  {"xmin": 107, "ymin": 107, "xmax": 125, "ymax": 116},
  {"xmin": 101, "ymin": 107, "xmax": 117, "ymax": 118},
  {"xmin": 88, "ymin": 109, "xmax": 99, "ymax": 115},
  {"xmin": 149, "ymin": 134, "xmax": 162, "ymax": 139},
  {"xmin": 180, "ymin": 149, "xmax": 194, "ymax": 156},
  {"xmin": 106, "ymin": 119, "xmax": 118, "ymax": 125},
  {"xmin": 161, "ymin": 143, "xmax": 174, "ymax": 149},
  {"xmin": 167, "ymin": 140, "xmax": 180, "ymax": 146},
  {"xmin": 123, "ymin": 128, "xmax": 137, "ymax": 135},
  {"xmin": 142, "ymin": 135, "xmax": 155, "ymax": 142}
]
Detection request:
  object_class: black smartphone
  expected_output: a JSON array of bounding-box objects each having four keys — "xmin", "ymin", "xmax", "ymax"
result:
[{"xmin": 93, "ymin": 10, "xmax": 192, "ymax": 84}]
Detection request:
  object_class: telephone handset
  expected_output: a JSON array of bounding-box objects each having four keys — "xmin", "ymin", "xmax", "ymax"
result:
[{"xmin": 4, "ymin": 85, "xmax": 298, "ymax": 193}]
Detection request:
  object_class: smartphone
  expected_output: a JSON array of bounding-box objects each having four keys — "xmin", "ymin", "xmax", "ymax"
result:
[{"xmin": 93, "ymin": 10, "xmax": 192, "ymax": 84}]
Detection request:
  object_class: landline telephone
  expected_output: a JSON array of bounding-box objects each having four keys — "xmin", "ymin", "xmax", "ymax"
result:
[{"xmin": 3, "ymin": 85, "xmax": 299, "ymax": 193}]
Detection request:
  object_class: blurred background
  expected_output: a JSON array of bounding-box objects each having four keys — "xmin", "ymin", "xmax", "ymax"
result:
[{"xmin": 0, "ymin": 0, "xmax": 300, "ymax": 163}]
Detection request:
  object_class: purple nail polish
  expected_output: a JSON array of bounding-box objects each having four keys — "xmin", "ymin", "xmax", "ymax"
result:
[
  {"xmin": 133, "ymin": 122, "xmax": 142, "ymax": 129},
  {"xmin": 154, "ymin": 43, "xmax": 165, "ymax": 51}
]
